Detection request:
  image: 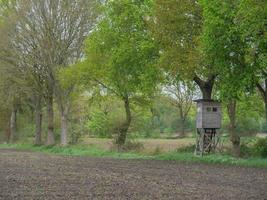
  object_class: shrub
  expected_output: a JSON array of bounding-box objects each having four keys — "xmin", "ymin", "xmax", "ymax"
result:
[
  {"xmin": 86, "ymin": 111, "xmax": 111, "ymax": 138},
  {"xmin": 240, "ymin": 143, "xmax": 252, "ymax": 158},
  {"xmin": 261, "ymin": 121, "xmax": 267, "ymax": 133},
  {"xmin": 253, "ymin": 138, "xmax": 267, "ymax": 158},
  {"xmin": 236, "ymin": 118, "xmax": 260, "ymax": 136},
  {"xmin": 69, "ymin": 123, "xmax": 84, "ymax": 144}
]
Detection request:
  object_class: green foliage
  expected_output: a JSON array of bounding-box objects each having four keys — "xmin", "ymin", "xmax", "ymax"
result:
[
  {"xmin": 237, "ymin": 0, "xmax": 267, "ymax": 79},
  {"xmin": 261, "ymin": 121, "xmax": 267, "ymax": 133},
  {"xmin": 239, "ymin": 143, "xmax": 252, "ymax": 157},
  {"xmin": 201, "ymin": 0, "xmax": 248, "ymax": 100},
  {"xmin": 86, "ymin": 111, "xmax": 111, "ymax": 138},
  {"xmin": 253, "ymin": 138, "xmax": 267, "ymax": 158},
  {"xmin": 151, "ymin": 0, "xmax": 202, "ymax": 78},
  {"xmin": 130, "ymin": 110, "xmax": 154, "ymax": 138},
  {"xmin": 236, "ymin": 118, "xmax": 260, "ymax": 135},
  {"xmin": 74, "ymin": 0, "xmax": 163, "ymax": 145},
  {"xmin": 238, "ymin": 137, "xmax": 267, "ymax": 158},
  {"xmin": 69, "ymin": 123, "xmax": 84, "ymax": 144},
  {"xmin": 81, "ymin": 0, "xmax": 160, "ymax": 99}
]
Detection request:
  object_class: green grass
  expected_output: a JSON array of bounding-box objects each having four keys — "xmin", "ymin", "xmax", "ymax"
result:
[
  {"xmin": 0, "ymin": 143, "xmax": 267, "ymax": 168},
  {"xmin": 0, "ymin": 143, "xmax": 150, "ymax": 159},
  {"xmin": 155, "ymin": 151, "xmax": 267, "ymax": 168}
]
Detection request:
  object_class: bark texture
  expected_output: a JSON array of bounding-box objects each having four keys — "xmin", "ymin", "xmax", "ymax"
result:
[
  {"xmin": 9, "ymin": 106, "xmax": 17, "ymax": 143},
  {"xmin": 227, "ymin": 100, "xmax": 240, "ymax": 157},
  {"xmin": 257, "ymin": 80, "xmax": 267, "ymax": 120},
  {"xmin": 60, "ymin": 110, "xmax": 68, "ymax": 146},
  {"xmin": 35, "ymin": 96, "xmax": 42, "ymax": 145},
  {"xmin": 117, "ymin": 96, "xmax": 132, "ymax": 149},
  {"xmin": 194, "ymin": 75, "xmax": 216, "ymax": 100},
  {"xmin": 46, "ymin": 94, "xmax": 55, "ymax": 145}
]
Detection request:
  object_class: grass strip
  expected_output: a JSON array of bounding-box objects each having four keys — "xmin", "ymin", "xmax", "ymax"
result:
[{"xmin": 0, "ymin": 143, "xmax": 267, "ymax": 168}]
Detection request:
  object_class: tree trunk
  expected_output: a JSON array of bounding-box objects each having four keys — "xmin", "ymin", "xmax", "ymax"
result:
[
  {"xmin": 194, "ymin": 75, "xmax": 216, "ymax": 100},
  {"xmin": 256, "ymin": 80, "xmax": 267, "ymax": 132},
  {"xmin": 200, "ymin": 85, "xmax": 213, "ymax": 99},
  {"xmin": 263, "ymin": 80, "xmax": 267, "ymax": 120},
  {"xmin": 117, "ymin": 96, "xmax": 132, "ymax": 149},
  {"xmin": 46, "ymin": 94, "xmax": 55, "ymax": 145},
  {"xmin": 264, "ymin": 97, "xmax": 267, "ymax": 121},
  {"xmin": 5, "ymin": 124, "xmax": 10, "ymax": 142},
  {"xmin": 60, "ymin": 110, "xmax": 68, "ymax": 146},
  {"xmin": 35, "ymin": 97, "xmax": 42, "ymax": 145},
  {"xmin": 180, "ymin": 118, "xmax": 186, "ymax": 137},
  {"xmin": 178, "ymin": 108, "xmax": 186, "ymax": 137},
  {"xmin": 227, "ymin": 100, "xmax": 240, "ymax": 157},
  {"xmin": 9, "ymin": 106, "xmax": 17, "ymax": 143}
]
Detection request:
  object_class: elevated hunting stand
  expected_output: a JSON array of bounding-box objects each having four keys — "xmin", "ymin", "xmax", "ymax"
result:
[{"xmin": 194, "ymin": 99, "xmax": 222, "ymax": 156}]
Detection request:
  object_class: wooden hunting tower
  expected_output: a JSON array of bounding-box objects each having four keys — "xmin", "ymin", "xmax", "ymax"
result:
[{"xmin": 194, "ymin": 99, "xmax": 222, "ymax": 155}]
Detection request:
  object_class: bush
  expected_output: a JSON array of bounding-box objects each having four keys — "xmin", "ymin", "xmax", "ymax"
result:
[
  {"xmin": 236, "ymin": 118, "xmax": 260, "ymax": 136},
  {"xmin": 86, "ymin": 111, "xmax": 111, "ymax": 138},
  {"xmin": 237, "ymin": 138, "xmax": 267, "ymax": 158},
  {"xmin": 261, "ymin": 121, "xmax": 267, "ymax": 133},
  {"xmin": 69, "ymin": 123, "xmax": 84, "ymax": 144},
  {"xmin": 253, "ymin": 138, "xmax": 267, "ymax": 158},
  {"xmin": 240, "ymin": 143, "xmax": 252, "ymax": 158}
]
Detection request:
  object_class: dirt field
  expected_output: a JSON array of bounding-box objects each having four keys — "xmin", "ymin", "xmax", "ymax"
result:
[{"xmin": 0, "ymin": 149, "xmax": 267, "ymax": 200}]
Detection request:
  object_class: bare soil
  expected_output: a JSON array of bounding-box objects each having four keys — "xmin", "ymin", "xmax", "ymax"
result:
[{"xmin": 0, "ymin": 149, "xmax": 267, "ymax": 200}]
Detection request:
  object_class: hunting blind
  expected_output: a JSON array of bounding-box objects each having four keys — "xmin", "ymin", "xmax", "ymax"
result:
[{"xmin": 194, "ymin": 99, "xmax": 222, "ymax": 155}]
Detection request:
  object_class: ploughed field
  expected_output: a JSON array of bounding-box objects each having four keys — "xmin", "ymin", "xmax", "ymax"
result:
[{"xmin": 0, "ymin": 149, "xmax": 267, "ymax": 200}]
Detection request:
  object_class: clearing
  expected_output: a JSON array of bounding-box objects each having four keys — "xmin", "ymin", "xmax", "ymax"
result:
[{"xmin": 0, "ymin": 149, "xmax": 267, "ymax": 200}]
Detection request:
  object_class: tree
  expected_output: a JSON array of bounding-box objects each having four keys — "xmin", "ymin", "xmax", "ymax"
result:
[
  {"xmin": 0, "ymin": 3, "xmax": 31, "ymax": 143},
  {"xmin": 3, "ymin": 0, "xmax": 98, "ymax": 146},
  {"xmin": 237, "ymin": 0, "xmax": 267, "ymax": 120},
  {"xmin": 0, "ymin": 57, "xmax": 29, "ymax": 143},
  {"xmin": 151, "ymin": 0, "xmax": 217, "ymax": 99},
  {"xmin": 200, "ymin": 0, "xmax": 248, "ymax": 156},
  {"xmin": 80, "ymin": 0, "xmax": 160, "ymax": 148}
]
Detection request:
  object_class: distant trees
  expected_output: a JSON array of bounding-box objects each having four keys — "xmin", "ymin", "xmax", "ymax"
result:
[
  {"xmin": 0, "ymin": 2, "xmax": 30, "ymax": 142},
  {"xmin": 163, "ymin": 75, "xmax": 196, "ymax": 137}
]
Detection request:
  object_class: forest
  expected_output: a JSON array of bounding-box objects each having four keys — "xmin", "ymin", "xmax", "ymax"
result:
[{"xmin": 0, "ymin": 0, "xmax": 267, "ymax": 159}]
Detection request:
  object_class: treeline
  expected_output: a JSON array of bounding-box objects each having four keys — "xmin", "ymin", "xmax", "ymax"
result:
[{"xmin": 0, "ymin": 0, "xmax": 266, "ymax": 155}]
